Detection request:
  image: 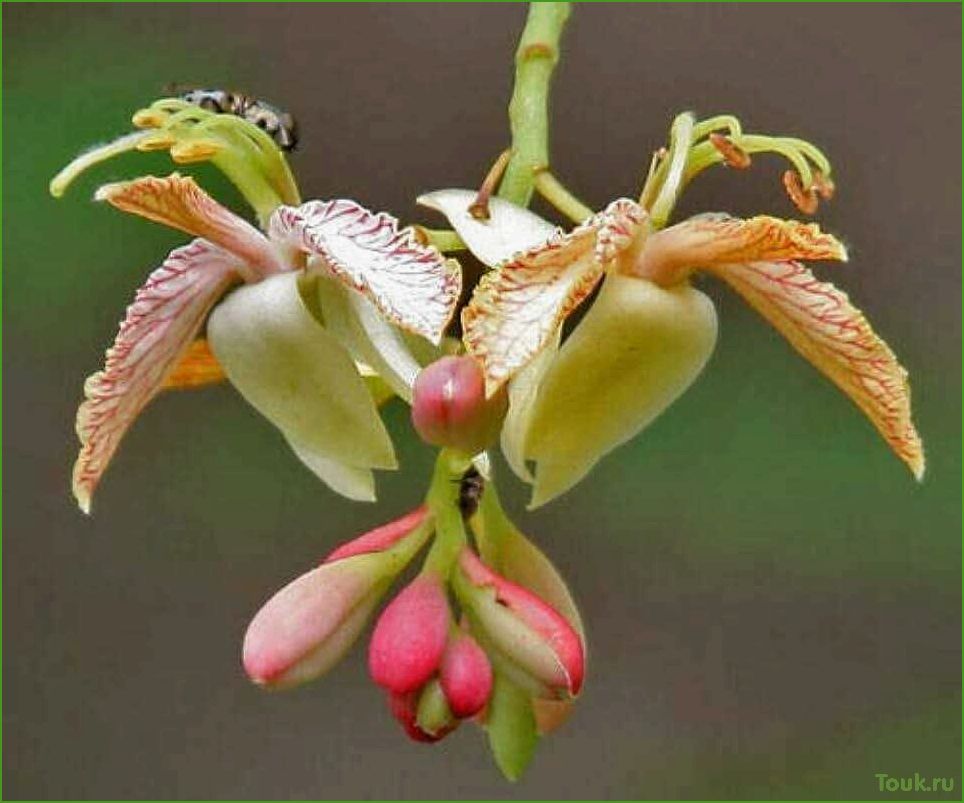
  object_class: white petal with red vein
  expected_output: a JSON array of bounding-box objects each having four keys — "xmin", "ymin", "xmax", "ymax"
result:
[
  {"xmin": 96, "ymin": 174, "xmax": 285, "ymax": 278},
  {"xmin": 462, "ymin": 200, "xmax": 645, "ymax": 394},
  {"xmin": 268, "ymin": 200, "xmax": 460, "ymax": 344},
  {"xmin": 711, "ymin": 260, "xmax": 924, "ymax": 478},
  {"xmin": 73, "ymin": 239, "xmax": 242, "ymax": 512}
]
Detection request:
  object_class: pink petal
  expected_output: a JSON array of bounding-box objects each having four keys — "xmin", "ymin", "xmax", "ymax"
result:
[
  {"xmin": 73, "ymin": 240, "xmax": 241, "ymax": 512},
  {"xmin": 324, "ymin": 506, "xmax": 430, "ymax": 563},
  {"xmin": 439, "ymin": 631, "xmax": 493, "ymax": 718},
  {"xmin": 96, "ymin": 174, "xmax": 286, "ymax": 278},
  {"xmin": 268, "ymin": 200, "xmax": 461, "ymax": 344},
  {"xmin": 368, "ymin": 574, "xmax": 450, "ymax": 694},
  {"xmin": 458, "ymin": 549, "xmax": 584, "ymax": 696}
]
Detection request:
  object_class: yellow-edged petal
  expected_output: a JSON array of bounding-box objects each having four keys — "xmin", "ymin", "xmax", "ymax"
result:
[
  {"xmin": 711, "ymin": 259, "xmax": 924, "ymax": 479},
  {"xmin": 96, "ymin": 173, "xmax": 286, "ymax": 278},
  {"xmin": 634, "ymin": 213, "xmax": 847, "ymax": 286},
  {"xmin": 463, "ymin": 199, "xmax": 646, "ymax": 395}
]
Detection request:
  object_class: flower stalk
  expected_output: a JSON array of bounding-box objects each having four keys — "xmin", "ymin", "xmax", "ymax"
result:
[{"xmin": 498, "ymin": 2, "xmax": 571, "ymax": 207}]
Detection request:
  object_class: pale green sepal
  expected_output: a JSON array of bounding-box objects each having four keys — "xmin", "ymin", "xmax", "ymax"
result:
[
  {"xmin": 418, "ymin": 189, "xmax": 557, "ymax": 267},
  {"xmin": 310, "ymin": 274, "xmax": 421, "ymax": 403},
  {"xmin": 525, "ymin": 274, "xmax": 718, "ymax": 507},
  {"xmin": 208, "ymin": 272, "xmax": 397, "ymax": 494},
  {"xmin": 485, "ymin": 674, "xmax": 539, "ymax": 782},
  {"xmin": 500, "ymin": 328, "xmax": 561, "ymax": 483},
  {"xmin": 284, "ymin": 437, "xmax": 376, "ymax": 502}
]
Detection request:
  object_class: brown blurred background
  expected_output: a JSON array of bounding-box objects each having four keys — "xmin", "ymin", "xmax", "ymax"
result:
[{"xmin": 3, "ymin": 3, "xmax": 961, "ymax": 799}]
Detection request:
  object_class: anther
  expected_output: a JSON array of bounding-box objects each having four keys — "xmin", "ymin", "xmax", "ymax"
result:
[
  {"xmin": 813, "ymin": 170, "xmax": 836, "ymax": 201},
  {"xmin": 709, "ymin": 133, "xmax": 751, "ymax": 169},
  {"xmin": 782, "ymin": 169, "xmax": 819, "ymax": 215}
]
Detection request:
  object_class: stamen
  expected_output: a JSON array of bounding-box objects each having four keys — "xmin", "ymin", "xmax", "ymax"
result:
[
  {"xmin": 170, "ymin": 139, "xmax": 223, "ymax": 163},
  {"xmin": 708, "ymin": 133, "xmax": 751, "ymax": 169},
  {"xmin": 813, "ymin": 170, "xmax": 835, "ymax": 200},
  {"xmin": 49, "ymin": 130, "xmax": 153, "ymax": 198},
  {"xmin": 469, "ymin": 149, "xmax": 512, "ymax": 221},
  {"xmin": 782, "ymin": 169, "xmax": 819, "ymax": 215}
]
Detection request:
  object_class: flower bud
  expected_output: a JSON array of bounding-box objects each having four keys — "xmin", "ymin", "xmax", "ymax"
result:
[
  {"xmin": 411, "ymin": 355, "xmax": 507, "ymax": 454},
  {"xmin": 454, "ymin": 549, "xmax": 584, "ymax": 699},
  {"xmin": 324, "ymin": 506, "xmax": 428, "ymax": 563},
  {"xmin": 369, "ymin": 573, "xmax": 450, "ymax": 694},
  {"xmin": 440, "ymin": 631, "xmax": 493, "ymax": 718},
  {"xmin": 387, "ymin": 683, "xmax": 458, "ymax": 743},
  {"xmin": 243, "ymin": 553, "xmax": 393, "ymax": 689}
]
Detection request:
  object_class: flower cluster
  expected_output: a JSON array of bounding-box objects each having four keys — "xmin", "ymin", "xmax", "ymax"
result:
[{"xmin": 50, "ymin": 49, "xmax": 922, "ymax": 776}]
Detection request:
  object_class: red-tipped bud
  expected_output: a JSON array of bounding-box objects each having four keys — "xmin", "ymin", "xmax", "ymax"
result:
[
  {"xmin": 243, "ymin": 554, "xmax": 390, "ymax": 689},
  {"xmin": 369, "ymin": 573, "xmax": 450, "ymax": 694},
  {"xmin": 440, "ymin": 631, "xmax": 493, "ymax": 718},
  {"xmin": 324, "ymin": 506, "xmax": 429, "ymax": 563},
  {"xmin": 411, "ymin": 356, "xmax": 507, "ymax": 454},
  {"xmin": 454, "ymin": 549, "xmax": 585, "ymax": 699}
]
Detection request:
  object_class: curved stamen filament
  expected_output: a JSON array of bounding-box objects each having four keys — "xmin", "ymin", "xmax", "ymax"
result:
[{"xmin": 49, "ymin": 130, "xmax": 154, "ymax": 197}]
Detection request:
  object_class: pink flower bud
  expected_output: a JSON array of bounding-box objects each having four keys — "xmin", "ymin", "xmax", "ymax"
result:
[
  {"xmin": 369, "ymin": 573, "xmax": 450, "ymax": 694},
  {"xmin": 455, "ymin": 549, "xmax": 585, "ymax": 698},
  {"xmin": 411, "ymin": 355, "xmax": 507, "ymax": 454},
  {"xmin": 440, "ymin": 631, "xmax": 493, "ymax": 718},
  {"xmin": 324, "ymin": 506, "xmax": 429, "ymax": 563},
  {"xmin": 243, "ymin": 553, "xmax": 391, "ymax": 689}
]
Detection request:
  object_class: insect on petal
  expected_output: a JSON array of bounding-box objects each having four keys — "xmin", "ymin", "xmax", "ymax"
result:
[
  {"xmin": 268, "ymin": 200, "xmax": 461, "ymax": 344},
  {"xmin": 712, "ymin": 259, "xmax": 924, "ymax": 479},
  {"xmin": 73, "ymin": 240, "xmax": 242, "ymax": 512},
  {"xmin": 96, "ymin": 174, "xmax": 286, "ymax": 278},
  {"xmin": 462, "ymin": 200, "xmax": 646, "ymax": 395}
]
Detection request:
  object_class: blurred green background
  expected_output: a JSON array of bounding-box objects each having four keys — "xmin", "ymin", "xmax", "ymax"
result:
[{"xmin": 3, "ymin": 4, "xmax": 960, "ymax": 799}]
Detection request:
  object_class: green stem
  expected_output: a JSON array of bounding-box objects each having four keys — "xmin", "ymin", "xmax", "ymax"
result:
[
  {"xmin": 498, "ymin": 2, "xmax": 571, "ymax": 207},
  {"xmin": 422, "ymin": 449, "xmax": 472, "ymax": 577},
  {"xmin": 534, "ymin": 171, "xmax": 593, "ymax": 222}
]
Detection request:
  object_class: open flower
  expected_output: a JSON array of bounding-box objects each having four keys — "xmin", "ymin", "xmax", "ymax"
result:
[
  {"xmin": 421, "ymin": 113, "xmax": 923, "ymax": 506},
  {"xmin": 67, "ymin": 173, "xmax": 460, "ymax": 511}
]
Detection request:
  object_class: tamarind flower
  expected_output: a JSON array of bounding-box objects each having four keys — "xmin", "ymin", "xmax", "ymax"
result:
[
  {"xmin": 421, "ymin": 113, "xmax": 923, "ymax": 506},
  {"xmin": 58, "ymin": 173, "xmax": 460, "ymax": 511}
]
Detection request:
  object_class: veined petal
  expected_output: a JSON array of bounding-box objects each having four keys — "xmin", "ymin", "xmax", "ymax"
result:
[
  {"xmin": 417, "ymin": 189, "xmax": 558, "ymax": 267},
  {"xmin": 207, "ymin": 272, "xmax": 397, "ymax": 497},
  {"xmin": 712, "ymin": 260, "xmax": 924, "ymax": 478},
  {"xmin": 73, "ymin": 240, "xmax": 242, "ymax": 512},
  {"xmin": 634, "ymin": 213, "xmax": 847, "ymax": 286},
  {"xmin": 268, "ymin": 200, "xmax": 461, "ymax": 344},
  {"xmin": 462, "ymin": 200, "xmax": 645, "ymax": 395},
  {"xmin": 162, "ymin": 339, "xmax": 226, "ymax": 389},
  {"xmin": 96, "ymin": 174, "xmax": 286, "ymax": 278}
]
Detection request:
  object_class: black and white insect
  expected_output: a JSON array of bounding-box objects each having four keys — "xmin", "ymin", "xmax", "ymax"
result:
[
  {"xmin": 176, "ymin": 87, "xmax": 299, "ymax": 152},
  {"xmin": 457, "ymin": 467, "xmax": 485, "ymax": 521}
]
